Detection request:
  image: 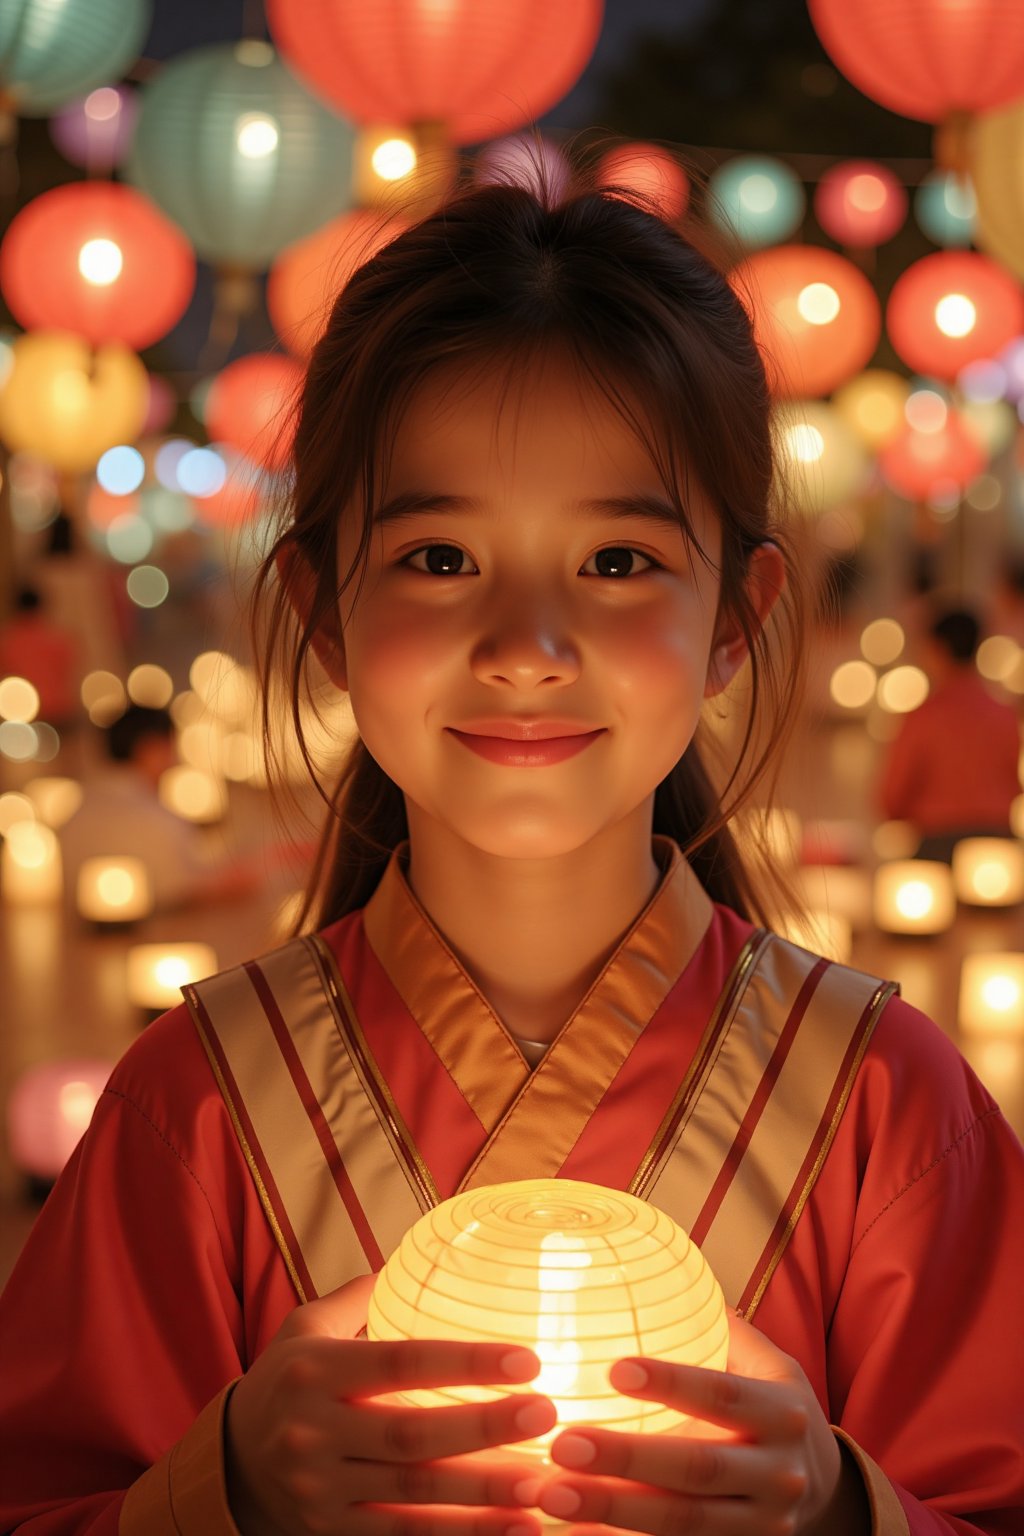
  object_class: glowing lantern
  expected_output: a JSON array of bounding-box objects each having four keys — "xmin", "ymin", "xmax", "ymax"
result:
[
  {"xmin": 126, "ymin": 943, "xmax": 218, "ymax": 1010},
  {"xmin": 7, "ymin": 1061, "xmax": 112, "ymax": 1182},
  {"xmin": 959, "ymin": 954, "xmax": 1024, "ymax": 1035},
  {"xmin": 774, "ymin": 401, "xmax": 868, "ymax": 516},
  {"xmin": 476, "ymin": 135, "xmax": 571, "ymax": 201},
  {"xmin": 127, "ymin": 41, "xmax": 356, "ymax": 269},
  {"xmin": 873, "ymin": 861, "xmax": 956, "ymax": 935},
  {"xmin": 595, "ymin": 143, "xmax": 689, "ymax": 222},
  {"xmin": 736, "ymin": 245, "xmax": 880, "ymax": 398},
  {"xmin": 76, "ymin": 856, "xmax": 152, "ymax": 923},
  {"xmin": 368, "ymin": 1179, "xmax": 728, "ymax": 1459},
  {"xmin": 915, "ymin": 170, "xmax": 976, "ymax": 249},
  {"xmin": 0, "ymin": 820, "xmax": 62, "ymax": 904},
  {"xmin": 0, "ymin": 331, "xmax": 147, "ymax": 474},
  {"xmin": 49, "ymin": 84, "xmax": 139, "ymax": 172},
  {"xmin": 205, "ymin": 355, "xmax": 304, "ymax": 474},
  {"xmin": 834, "ymin": 370, "xmax": 910, "ymax": 452},
  {"xmin": 886, "ymin": 252, "xmax": 1024, "ymax": 382},
  {"xmin": 0, "ymin": 182, "xmax": 195, "ymax": 351},
  {"xmin": 878, "ymin": 413, "xmax": 985, "ymax": 502},
  {"xmin": 267, "ymin": 209, "xmax": 407, "ymax": 359},
  {"xmin": 707, "ymin": 156, "xmax": 805, "ymax": 251},
  {"xmin": 952, "ymin": 838, "xmax": 1024, "ymax": 906},
  {"xmin": 265, "ymin": 0, "xmax": 602, "ymax": 148},
  {"xmin": 970, "ymin": 99, "xmax": 1024, "ymax": 282},
  {"xmin": 807, "ymin": 0, "xmax": 1024, "ymax": 124},
  {"xmin": 814, "ymin": 160, "xmax": 906, "ymax": 247},
  {"xmin": 0, "ymin": 0, "xmax": 150, "ymax": 117}
]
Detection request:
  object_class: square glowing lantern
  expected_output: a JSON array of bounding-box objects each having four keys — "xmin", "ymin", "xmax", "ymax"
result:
[
  {"xmin": 76, "ymin": 856, "xmax": 152, "ymax": 923},
  {"xmin": 126, "ymin": 943, "xmax": 218, "ymax": 1010},
  {"xmin": 873, "ymin": 860, "xmax": 955, "ymax": 935},
  {"xmin": 959, "ymin": 954, "xmax": 1024, "ymax": 1036},
  {"xmin": 951, "ymin": 839, "xmax": 1024, "ymax": 907},
  {"xmin": 367, "ymin": 1179, "xmax": 728, "ymax": 1478},
  {"xmin": 1, "ymin": 820, "xmax": 63, "ymax": 904}
]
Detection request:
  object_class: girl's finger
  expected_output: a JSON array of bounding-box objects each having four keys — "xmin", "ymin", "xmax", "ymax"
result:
[
  {"xmin": 537, "ymin": 1476, "xmax": 781, "ymax": 1535},
  {"xmin": 343, "ymin": 1453, "xmax": 544, "ymax": 1511},
  {"xmin": 331, "ymin": 1339, "xmax": 541, "ymax": 1395},
  {"xmin": 339, "ymin": 1504, "xmax": 541, "ymax": 1536},
  {"xmin": 548, "ymin": 1427, "xmax": 802, "ymax": 1504},
  {"xmin": 340, "ymin": 1394, "xmax": 558, "ymax": 1463},
  {"xmin": 608, "ymin": 1358, "xmax": 808, "ymax": 1441}
]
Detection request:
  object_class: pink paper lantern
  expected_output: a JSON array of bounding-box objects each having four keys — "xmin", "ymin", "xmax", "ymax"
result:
[
  {"xmin": 814, "ymin": 161, "xmax": 907, "ymax": 248},
  {"xmin": 7, "ymin": 1060, "xmax": 112, "ymax": 1180}
]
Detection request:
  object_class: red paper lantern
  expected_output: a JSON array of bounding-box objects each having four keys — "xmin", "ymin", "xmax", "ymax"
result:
[
  {"xmin": 267, "ymin": 210, "xmax": 408, "ymax": 359},
  {"xmin": 886, "ymin": 252, "xmax": 1024, "ymax": 382},
  {"xmin": 814, "ymin": 161, "xmax": 906, "ymax": 248},
  {"xmin": 205, "ymin": 355, "xmax": 304, "ymax": 474},
  {"xmin": 808, "ymin": 0, "xmax": 1024, "ymax": 123},
  {"xmin": 265, "ymin": 0, "xmax": 602, "ymax": 147},
  {"xmin": 0, "ymin": 182, "xmax": 195, "ymax": 351},
  {"xmin": 879, "ymin": 414, "xmax": 985, "ymax": 501},
  {"xmin": 735, "ymin": 245, "xmax": 881, "ymax": 399},
  {"xmin": 596, "ymin": 143, "xmax": 689, "ymax": 222}
]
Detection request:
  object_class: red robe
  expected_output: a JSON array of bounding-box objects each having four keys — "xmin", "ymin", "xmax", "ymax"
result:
[{"xmin": 1, "ymin": 839, "xmax": 1022, "ymax": 1533}]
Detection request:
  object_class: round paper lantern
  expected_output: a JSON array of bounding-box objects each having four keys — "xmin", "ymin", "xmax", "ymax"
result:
[
  {"xmin": 971, "ymin": 98, "xmax": 1024, "ymax": 282},
  {"xmin": 266, "ymin": 0, "xmax": 602, "ymax": 148},
  {"xmin": 774, "ymin": 400, "xmax": 868, "ymax": 515},
  {"xmin": 7, "ymin": 1060, "xmax": 112, "ymax": 1180},
  {"xmin": 49, "ymin": 84, "xmax": 138, "ymax": 171},
  {"xmin": 205, "ymin": 354, "xmax": 303, "ymax": 474},
  {"xmin": 0, "ymin": 182, "xmax": 195, "ymax": 351},
  {"xmin": 708, "ymin": 156, "xmax": 805, "ymax": 251},
  {"xmin": 914, "ymin": 169, "xmax": 977, "ymax": 248},
  {"xmin": 814, "ymin": 160, "xmax": 906, "ymax": 248},
  {"xmin": 0, "ymin": 331, "xmax": 148, "ymax": 474},
  {"xmin": 475, "ymin": 134, "xmax": 572, "ymax": 202},
  {"xmin": 834, "ymin": 369, "xmax": 910, "ymax": 450},
  {"xmin": 879, "ymin": 413, "xmax": 986, "ymax": 500},
  {"xmin": 807, "ymin": 0, "xmax": 1024, "ymax": 123},
  {"xmin": 0, "ymin": 0, "xmax": 150, "ymax": 116},
  {"xmin": 874, "ymin": 860, "xmax": 956, "ymax": 935},
  {"xmin": 127, "ymin": 41, "xmax": 357, "ymax": 268},
  {"xmin": 596, "ymin": 143, "xmax": 689, "ymax": 222},
  {"xmin": 886, "ymin": 252, "xmax": 1024, "ymax": 381},
  {"xmin": 368, "ymin": 1179, "xmax": 728, "ymax": 1456},
  {"xmin": 267, "ymin": 209, "xmax": 407, "ymax": 358},
  {"xmin": 736, "ymin": 244, "xmax": 880, "ymax": 398}
]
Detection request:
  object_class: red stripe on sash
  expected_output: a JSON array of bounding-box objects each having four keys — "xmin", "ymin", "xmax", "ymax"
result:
[
  {"xmin": 689, "ymin": 956, "xmax": 830, "ymax": 1248},
  {"xmin": 323, "ymin": 915, "xmax": 488, "ymax": 1200},
  {"xmin": 243, "ymin": 960, "xmax": 385, "ymax": 1271},
  {"xmin": 736, "ymin": 987, "xmax": 879, "ymax": 1315},
  {"xmin": 189, "ymin": 986, "xmax": 316, "ymax": 1302}
]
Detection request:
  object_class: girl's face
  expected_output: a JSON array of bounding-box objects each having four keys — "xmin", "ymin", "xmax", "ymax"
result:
[{"xmin": 329, "ymin": 352, "xmax": 752, "ymax": 862}]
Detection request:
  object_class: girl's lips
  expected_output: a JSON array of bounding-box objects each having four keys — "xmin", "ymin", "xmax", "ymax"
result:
[{"xmin": 447, "ymin": 728, "xmax": 605, "ymax": 767}]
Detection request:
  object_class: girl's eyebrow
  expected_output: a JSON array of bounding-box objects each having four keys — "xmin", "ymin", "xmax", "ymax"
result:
[{"xmin": 372, "ymin": 490, "xmax": 683, "ymax": 532}]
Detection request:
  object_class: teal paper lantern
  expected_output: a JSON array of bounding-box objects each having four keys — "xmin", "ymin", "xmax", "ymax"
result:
[
  {"xmin": 127, "ymin": 40, "xmax": 356, "ymax": 268},
  {"xmin": 708, "ymin": 156, "xmax": 805, "ymax": 252},
  {"xmin": 915, "ymin": 170, "xmax": 977, "ymax": 250},
  {"xmin": 0, "ymin": 0, "xmax": 150, "ymax": 115}
]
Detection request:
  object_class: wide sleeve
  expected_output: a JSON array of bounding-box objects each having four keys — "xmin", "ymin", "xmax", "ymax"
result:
[
  {"xmin": 827, "ymin": 999, "xmax": 1024, "ymax": 1536},
  {"xmin": 0, "ymin": 1018, "xmax": 251, "ymax": 1533}
]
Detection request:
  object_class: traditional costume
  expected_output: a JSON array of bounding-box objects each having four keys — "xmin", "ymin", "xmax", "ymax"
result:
[{"xmin": 1, "ymin": 837, "xmax": 1022, "ymax": 1533}]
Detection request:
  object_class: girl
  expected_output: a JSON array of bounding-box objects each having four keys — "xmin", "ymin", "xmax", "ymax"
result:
[{"xmin": 1, "ymin": 170, "xmax": 1022, "ymax": 1536}]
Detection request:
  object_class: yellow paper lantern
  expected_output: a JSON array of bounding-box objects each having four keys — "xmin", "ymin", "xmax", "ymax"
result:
[
  {"xmin": 774, "ymin": 400, "xmax": 868, "ymax": 516},
  {"xmin": 959, "ymin": 954, "xmax": 1024, "ymax": 1035},
  {"xmin": 126, "ymin": 943, "xmax": 218, "ymax": 1009},
  {"xmin": 1, "ymin": 820, "xmax": 62, "ymax": 903},
  {"xmin": 951, "ymin": 838, "xmax": 1024, "ymax": 906},
  {"xmin": 834, "ymin": 370, "xmax": 911, "ymax": 452},
  {"xmin": 367, "ymin": 1179, "xmax": 728, "ymax": 1460},
  {"xmin": 873, "ymin": 860, "xmax": 956, "ymax": 935},
  {"xmin": 971, "ymin": 98, "xmax": 1024, "ymax": 281},
  {"xmin": 76, "ymin": 855, "xmax": 152, "ymax": 922},
  {"xmin": 0, "ymin": 330, "xmax": 147, "ymax": 473}
]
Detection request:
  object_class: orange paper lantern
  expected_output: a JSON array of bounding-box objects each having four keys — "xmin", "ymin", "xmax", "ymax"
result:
[
  {"xmin": 735, "ymin": 245, "xmax": 881, "ymax": 399},
  {"xmin": 886, "ymin": 251, "xmax": 1024, "ymax": 382},
  {"xmin": 808, "ymin": 0, "xmax": 1024, "ymax": 123},
  {"xmin": 814, "ymin": 160, "xmax": 906, "ymax": 248},
  {"xmin": 204, "ymin": 355, "xmax": 303, "ymax": 474},
  {"xmin": 267, "ymin": 210, "xmax": 407, "ymax": 359},
  {"xmin": 0, "ymin": 331, "xmax": 148, "ymax": 474},
  {"xmin": 595, "ymin": 143, "xmax": 689, "ymax": 222},
  {"xmin": 0, "ymin": 182, "xmax": 195, "ymax": 351},
  {"xmin": 265, "ymin": 0, "xmax": 602, "ymax": 147}
]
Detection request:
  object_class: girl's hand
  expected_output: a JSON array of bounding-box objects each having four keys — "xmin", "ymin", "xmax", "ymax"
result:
[
  {"xmin": 537, "ymin": 1310, "xmax": 870, "ymax": 1536},
  {"xmin": 226, "ymin": 1274, "xmax": 556, "ymax": 1536}
]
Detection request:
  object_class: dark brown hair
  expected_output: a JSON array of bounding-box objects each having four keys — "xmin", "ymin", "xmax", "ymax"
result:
[{"xmin": 254, "ymin": 161, "xmax": 807, "ymax": 931}]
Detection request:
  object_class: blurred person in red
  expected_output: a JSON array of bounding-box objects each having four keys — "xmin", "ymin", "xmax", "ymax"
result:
[
  {"xmin": 0, "ymin": 584, "xmax": 79, "ymax": 728},
  {"xmin": 877, "ymin": 605, "xmax": 1021, "ymax": 861}
]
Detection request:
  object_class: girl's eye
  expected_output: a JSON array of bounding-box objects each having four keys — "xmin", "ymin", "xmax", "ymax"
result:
[
  {"xmin": 583, "ymin": 549, "xmax": 657, "ymax": 577},
  {"xmin": 402, "ymin": 549, "xmax": 478, "ymax": 577}
]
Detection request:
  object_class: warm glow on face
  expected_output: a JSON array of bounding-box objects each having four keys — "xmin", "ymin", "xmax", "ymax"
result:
[
  {"xmin": 848, "ymin": 172, "xmax": 885, "ymax": 211},
  {"xmin": 78, "ymin": 238, "xmax": 123, "ymax": 286},
  {"xmin": 896, "ymin": 880, "xmax": 935, "ymax": 919},
  {"xmin": 935, "ymin": 293, "xmax": 976, "ymax": 338},
  {"xmin": 372, "ymin": 137, "xmax": 417, "ymax": 181},
  {"xmin": 785, "ymin": 423, "xmax": 825, "ymax": 463},
  {"xmin": 796, "ymin": 282, "xmax": 840, "ymax": 325},
  {"xmin": 740, "ymin": 173, "xmax": 777, "ymax": 211},
  {"xmin": 236, "ymin": 112, "xmax": 279, "ymax": 158}
]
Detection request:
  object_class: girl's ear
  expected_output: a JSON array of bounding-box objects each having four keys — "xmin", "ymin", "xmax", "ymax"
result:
[
  {"xmin": 704, "ymin": 540, "xmax": 787, "ymax": 699},
  {"xmin": 275, "ymin": 546, "xmax": 348, "ymax": 690}
]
